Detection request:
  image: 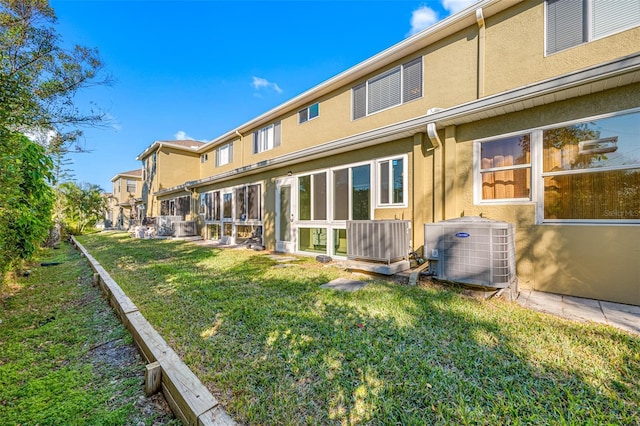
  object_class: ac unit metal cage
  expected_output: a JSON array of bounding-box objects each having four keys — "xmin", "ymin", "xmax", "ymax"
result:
[
  {"xmin": 347, "ymin": 220, "xmax": 410, "ymax": 264},
  {"xmin": 424, "ymin": 217, "xmax": 517, "ymax": 289},
  {"xmin": 172, "ymin": 220, "xmax": 196, "ymax": 237}
]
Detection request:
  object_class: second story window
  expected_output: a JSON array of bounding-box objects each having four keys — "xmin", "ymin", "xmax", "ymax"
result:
[
  {"xmin": 200, "ymin": 153, "xmax": 208, "ymax": 163},
  {"xmin": 126, "ymin": 179, "xmax": 136, "ymax": 194},
  {"xmin": 216, "ymin": 142, "xmax": 233, "ymax": 167},
  {"xmin": 546, "ymin": 0, "xmax": 640, "ymax": 54},
  {"xmin": 352, "ymin": 57, "xmax": 422, "ymax": 120},
  {"xmin": 253, "ymin": 122, "xmax": 281, "ymax": 154},
  {"xmin": 299, "ymin": 103, "xmax": 319, "ymax": 123}
]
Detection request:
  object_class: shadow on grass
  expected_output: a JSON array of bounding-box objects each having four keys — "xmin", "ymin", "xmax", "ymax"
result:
[{"xmin": 78, "ymin": 233, "xmax": 640, "ymax": 425}]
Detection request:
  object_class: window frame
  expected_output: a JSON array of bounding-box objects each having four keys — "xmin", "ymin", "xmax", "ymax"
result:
[
  {"xmin": 216, "ymin": 142, "xmax": 233, "ymax": 167},
  {"xmin": 545, "ymin": 0, "xmax": 640, "ymax": 56},
  {"xmin": 200, "ymin": 153, "xmax": 208, "ymax": 163},
  {"xmin": 473, "ymin": 108, "xmax": 640, "ymax": 224},
  {"xmin": 473, "ymin": 134, "xmax": 533, "ymax": 205},
  {"xmin": 352, "ymin": 57, "xmax": 423, "ymax": 120},
  {"xmin": 376, "ymin": 155, "xmax": 408, "ymax": 208},
  {"xmin": 298, "ymin": 102, "xmax": 319, "ymax": 124},
  {"xmin": 126, "ymin": 179, "xmax": 137, "ymax": 194},
  {"xmin": 253, "ymin": 122, "xmax": 281, "ymax": 154}
]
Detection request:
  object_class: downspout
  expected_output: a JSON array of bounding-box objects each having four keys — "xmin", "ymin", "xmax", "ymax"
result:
[
  {"xmin": 426, "ymin": 108, "xmax": 444, "ymax": 222},
  {"xmin": 476, "ymin": 8, "xmax": 485, "ymax": 98},
  {"xmin": 235, "ymin": 130, "xmax": 243, "ymax": 165}
]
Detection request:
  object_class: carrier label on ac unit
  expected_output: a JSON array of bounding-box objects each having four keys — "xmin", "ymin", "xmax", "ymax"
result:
[{"xmin": 455, "ymin": 232, "xmax": 470, "ymax": 238}]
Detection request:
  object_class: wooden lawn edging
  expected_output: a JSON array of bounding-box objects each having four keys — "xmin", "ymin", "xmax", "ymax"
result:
[{"xmin": 70, "ymin": 236, "xmax": 235, "ymax": 426}]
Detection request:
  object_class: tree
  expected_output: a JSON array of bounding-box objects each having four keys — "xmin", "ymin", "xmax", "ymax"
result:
[
  {"xmin": 57, "ymin": 181, "xmax": 107, "ymax": 235},
  {"xmin": 0, "ymin": 0, "xmax": 110, "ymax": 149},
  {"xmin": 0, "ymin": 131, "xmax": 54, "ymax": 274},
  {"xmin": 0, "ymin": 0, "xmax": 109, "ymax": 279}
]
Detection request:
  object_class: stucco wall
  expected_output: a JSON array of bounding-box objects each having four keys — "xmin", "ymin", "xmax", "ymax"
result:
[{"xmin": 447, "ymin": 84, "xmax": 640, "ymax": 305}]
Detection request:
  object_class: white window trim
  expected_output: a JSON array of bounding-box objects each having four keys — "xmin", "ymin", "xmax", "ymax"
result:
[
  {"xmin": 474, "ymin": 108, "xmax": 640, "ymax": 224},
  {"xmin": 200, "ymin": 153, "xmax": 208, "ymax": 163},
  {"xmin": 298, "ymin": 102, "xmax": 319, "ymax": 124},
  {"xmin": 216, "ymin": 142, "xmax": 232, "ymax": 167},
  {"xmin": 297, "ymin": 172, "xmax": 329, "ymax": 222},
  {"xmin": 375, "ymin": 154, "xmax": 409, "ymax": 208}
]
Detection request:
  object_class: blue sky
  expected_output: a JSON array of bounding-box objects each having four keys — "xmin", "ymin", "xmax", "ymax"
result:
[{"xmin": 51, "ymin": 0, "xmax": 477, "ymax": 191}]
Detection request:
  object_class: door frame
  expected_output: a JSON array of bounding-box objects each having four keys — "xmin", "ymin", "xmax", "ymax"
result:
[{"xmin": 275, "ymin": 176, "xmax": 297, "ymax": 253}]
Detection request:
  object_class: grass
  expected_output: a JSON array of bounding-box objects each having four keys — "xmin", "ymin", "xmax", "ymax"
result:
[
  {"xmin": 78, "ymin": 232, "xmax": 640, "ymax": 425},
  {"xmin": 0, "ymin": 242, "xmax": 179, "ymax": 426}
]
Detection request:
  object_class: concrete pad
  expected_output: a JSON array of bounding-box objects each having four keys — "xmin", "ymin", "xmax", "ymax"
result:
[
  {"xmin": 520, "ymin": 291, "xmax": 564, "ymax": 316},
  {"xmin": 266, "ymin": 255, "xmax": 299, "ymax": 263},
  {"xmin": 601, "ymin": 302, "xmax": 640, "ymax": 335},
  {"xmin": 345, "ymin": 260, "xmax": 410, "ymax": 276},
  {"xmin": 272, "ymin": 264, "xmax": 295, "ymax": 269},
  {"xmin": 320, "ymin": 278, "xmax": 368, "ymax": 292},
  {"xmin": 562, "ymin": 296, "xmax": 606, "ymax": 325}
]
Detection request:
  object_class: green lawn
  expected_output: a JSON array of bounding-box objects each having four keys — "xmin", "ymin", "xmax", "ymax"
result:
[
  {"xmin": 78, "ymin": 232, "xmax": 639, "ymax": 425},
  {"xmin": 0, "ymin": 242, "xmax": 179, "ymax": 426}
]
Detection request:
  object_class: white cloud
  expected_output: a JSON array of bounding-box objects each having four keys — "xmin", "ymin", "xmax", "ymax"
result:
[
  {"xmin": 173, "ymin": 130, "xmax": 207, "ymax": 142},
  {"xmin": 251, "ymin": 76, "xmax": 283, "ymax": 94},
  {"xmin": 442, "ymin": 0, "xmax": 479, "ymax": 14},
  {"xmin": 174, "ymin": 130, "xmax": 190, "ymax": 140},
  {"xmin": 407, "ymin": 5, "xmax": 439, "ymax": 36}
]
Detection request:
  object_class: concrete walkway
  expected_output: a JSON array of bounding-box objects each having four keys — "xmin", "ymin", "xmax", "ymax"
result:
[{"xmin": 517, "ymin": 289, "xmax": 640, "ymax": 335}]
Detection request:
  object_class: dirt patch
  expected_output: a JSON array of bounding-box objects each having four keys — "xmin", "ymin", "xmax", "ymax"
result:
[{"xmin": 85, "ymin": 337, "xmax": 177, "ymax": 425}]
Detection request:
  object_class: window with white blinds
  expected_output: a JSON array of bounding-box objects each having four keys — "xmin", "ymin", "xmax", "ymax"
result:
[
  {"xmin": 216, "ymin": 142, "xmax": 233, "ymax": 167},
  {"xmin": 253, "ymin": 122, "xmax": 281, "ymax": 154},
  {"xmin": 352, "ymin": 57, "xmax": 423, "ymax": 119},
  {"xmin": 546, "ymin": 0, "xmax": 640, "ymax": 54}
]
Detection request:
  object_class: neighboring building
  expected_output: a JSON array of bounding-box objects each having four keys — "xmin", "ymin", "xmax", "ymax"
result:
[
  {"xmin": 110, "ymin": 169, "xmax": 143, "ymax": 229},
  {"xmin": 101, "ymin": 192, "xmax": 116, "ymax": 228},
  {"xmin": 132, "ymin": 0, "xmax": 639, "ymax": 305},
  {"xmin": 136, "ymin": 140, "xmax": 205, "ymax": 217}
]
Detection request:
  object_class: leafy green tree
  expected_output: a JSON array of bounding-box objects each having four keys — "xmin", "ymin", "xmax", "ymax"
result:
[
  {"xmin": 57, "ymin": 182, "xmax": 107, "ymax": 235},
  {"xmin": 0, "ymin": 0, "xmax": 109, "ymax": 278},
  {"xmin": 0, "ymin": 131, "xmax": 54, "ymax": 274},
  {"xmin": 0, "ymin": 0, "xmax": 109, "ymax": 147}
]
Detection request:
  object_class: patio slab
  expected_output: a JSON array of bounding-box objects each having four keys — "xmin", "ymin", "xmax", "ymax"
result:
[
  {"xmin": 517, "ymin": 290, "xmax": 639, "ymax": 335},
  {"xmin": 320, "ymin": 278, "xmax": 369, "ymax": 292}
]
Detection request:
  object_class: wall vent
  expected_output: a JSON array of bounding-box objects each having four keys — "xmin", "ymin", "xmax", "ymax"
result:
[
  {"xmin": 347, "ymin": 220, "xmax": 410, "ymax": 264},
  {"xmin": 424, "ymin": 217, "xmax": 517, "ymax": 289}
]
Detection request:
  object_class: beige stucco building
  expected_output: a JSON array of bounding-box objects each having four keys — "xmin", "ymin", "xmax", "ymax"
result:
[
  {"xmin": 109, "ymin": 169, "xmax": 143, "ymax": 229},
  {"xmin": 133, "ymin": 0, "xmax": 640, "ymax": 305}
]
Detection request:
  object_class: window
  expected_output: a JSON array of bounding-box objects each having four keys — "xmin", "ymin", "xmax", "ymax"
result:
[
  {"xmin": 475, "ymin": 110, "xmax": 640, "ymax": 222},
  {"xmin": 253, "ymin": 122, "xmax": 281, "ymax": 154},
  {"xmin": 199, "ymin": 191, "xmax": 220, "ymax": 221},
  {"xmin": 546, "ymin": 0, "xmax": 640, "ymax": 54},
  {"xmin": 216, "ymin": 143, "xmax": 233, "ymax": 167},
  {"xmin": 333, "ymin": 165, "xmax": 371, "ymax": 220},
  {"xmin": 126, "ymin": 179, "xmax": 136, "ymax": 194},
  {"xmin": 299, "ymin": 173, "xmax": 327, "ymax": 221},
  {"xmin": 352, "ymin": 57, "xmax": 422, "ymax": 119},
  {"xmin": 233, "ymin": 184, "xmax": 262, "ymax": 221},
  {"xmin": 541, "ymin": 111, "xmax": 640, "ymax": 221},
  {"xmin": 176, "ymin": 196, "xmax": 190, "ymax": 217},
  {"xmin": 478, "ymin": 135, "xmax": 531, "ymax": 201},
  {"xmin": 200, "ymin": 153, "xmax": 208, "ymax": 163},
  {"xmin": 299, "ymin": 103, "xmax": 319, "ymax": 124},
  {"xmin": 377, "ymin": 156, "xmax": 406, "ymax": 206},
  {"xmin": 223, "ymin": 192, "xmax": 233, "ymax": 219}
]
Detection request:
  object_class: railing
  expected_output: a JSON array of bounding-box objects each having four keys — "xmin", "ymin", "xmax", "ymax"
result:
[{"xmin": 347, "ymin": 220, "xmax": 410, "ymax": 264}]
